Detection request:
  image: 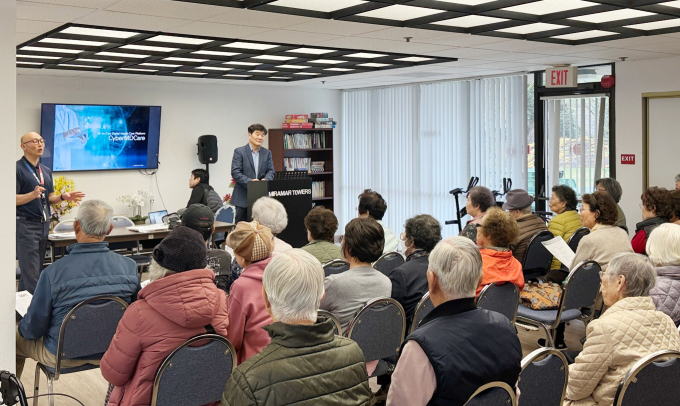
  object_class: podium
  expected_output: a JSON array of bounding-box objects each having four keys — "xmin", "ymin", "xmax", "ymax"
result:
[{"xmin": 246, "ymin": 178, "xmax": 313, "ymax": 248}]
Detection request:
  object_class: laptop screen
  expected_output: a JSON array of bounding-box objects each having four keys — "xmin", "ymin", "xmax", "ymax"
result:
[{"xmin": 148, "ymin": 210, "xmax": 168, "ymax": 224}]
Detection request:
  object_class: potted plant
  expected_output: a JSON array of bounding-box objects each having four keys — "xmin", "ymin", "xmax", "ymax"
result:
[
  {"xmin": 51, "ymin": 176, "xmax": 81, "ymax": 230},
  {"xmin": 117, "ymin": 190, "xmax": 153, "ymax": 225}
]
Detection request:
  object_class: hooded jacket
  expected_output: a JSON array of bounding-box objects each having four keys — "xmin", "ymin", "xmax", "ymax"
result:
[
  {"xmin": 547, "ymin": 210, "xmax": 582, "ymax": 270},
  {"xmin": 227, "ymin": 256, "xmax": 274, "ymax": 365},
  {"xmin": 101, "ymin": 269, "xmax": 229, "ymax": 406},
  {"xmin": 510, "ymin": 214, "xmax": 548, "ymax": 263},
  {"xmin": 477, "ymin": 248, "xmax": 525, "ymax": 296},
  {"xmin": 650, "ymin": 265, "xmax": 680, "ymax": 326}
]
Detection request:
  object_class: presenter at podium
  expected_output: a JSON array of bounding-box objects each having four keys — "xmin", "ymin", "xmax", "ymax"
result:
[{"xmin": 231, "ymin": 124, "xmax": 275, "ymax": 223}]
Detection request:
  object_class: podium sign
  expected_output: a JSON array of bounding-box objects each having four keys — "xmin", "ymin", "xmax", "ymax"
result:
[{"xmin": 247, "ymin": 178, "xmax": 313, "ymax": 248}]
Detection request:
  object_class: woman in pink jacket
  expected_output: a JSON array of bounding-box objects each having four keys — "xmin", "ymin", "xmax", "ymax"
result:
[
  {"xmin": 101, "ymin": 227, "xmax": 229, "ymax": 406},
  {"xmin": 226, "ymin": 220, "xmax": 275, "ymax": 364}
]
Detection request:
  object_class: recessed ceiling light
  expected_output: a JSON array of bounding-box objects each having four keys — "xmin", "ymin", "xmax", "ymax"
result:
[
  {"xmin": 17, "ymin": 61, "xmax": 43, "ymax": 65},
  {"xmin": 433, "ymin": 15, "xmax": 508, "ymax": 28},
  {"xmin": 358, "ymin": 62, "xmax": 392, "ymax": 67},
  {"xmin": 224, "ymin": 74, "xmax": 251, "ymax": 77},
  {"xmin": 172, "ymin": 71, "xmax": 207, "ymax": 75},
  {"xmin": 570, "ymin": 9, "xmax": 655, "ymax": 23},
  {"xmin": 21, "ymin": 46, "xmax": 82, "ymax": 54},
  {"xmin": 192, "ymin": 50, "xmax": 240, "ymax": 57},
  {"xmin": 270, "ymin": 76, "xmax": 291, "ymax": 79},
  {"xmin": 552, "ymin": 30, "xmax": 618, "ymax": 40},
  {"xmin": 497, "ymin": 23, "xmax": 567, "ymax": 34},
  {"xmin": 625, "ymin": 19, "xmax": 680, "ymax": 30},
  {"xmin": 40, "ymin": 38, "xmax": 108, "ymax": 47},
  {"xmin": 223, "ymin": 61, "xmax": 261, "ymax": 66},
  {"xmin": 277, "ymin": 64, "xmax": 310, "ymax": 69},
  {"xmin": 119, "ymin": 67, "xmax": 157, "ymax": 72},
  {"xmin": 76, "ymin": 58, "xmax": 125, "ymax": 64},
  {"xmin": 121, "ymin": 44, "xmax": 179, "ymax": 52},
  {"xmin": 252, "ymin": 55, "xmax": 296, "ymax": 61},
  {"xmin": 249, "ymin": 70, "xmax": 278, "ymax": 73},
  {"xmin": 164, "ymin": 57, "xmax": 209, "ymax": 62},
  {"xmin": 661, "ymin": 1, "xmax": 680, "ymax": 9},
  {"xmin": 146, "ymin": 35, "xmax": 212, "ymax": 45},
  {"xmin": 357, "ymin": 4, "xmax": 446, "ymax": 21},
  {"xmin": 502, "ymin": 0, "xmax": 597, "ymax": 15},
  {"xmin": 432, "ymin": 0, "xmax": 497, "ymax": 4},
  {"xmin": 58, "ymin": 64, "xmax": 101, "ymax": 68},
  {"xmin": 223, "ymin": 42, "xmax": 277, "ymax": 50},
  {"xmin": 140, "ymin": 63, "xmax": 182, "ymax": 68},
  {"xmin": 195, "ymin": 66, "xmax": 233, "ymax": 71},
  {"xmin": 395, "ymin": 56, "xmax": 434, "ymax": 62},
  {"xmin": 294, "ymin": 72, "xmax": 321, "ymax": 75},
  {"xmin": 268, "ymin": 0, "xmax": 366, "ymax": 13},
  {"xmin": 345, "ymin": 52, "xmax": 387, "ymax": 58},
  {"xmin": 17, "ymin": 54, "xmax": 60, "ymax": 60},
  {"xmin": 308, "ymin": 59, "xmax": 346, "ymax": 64},
  {"xmin": 97, "ymin": 51, "xmax": 150, "ymax": 58},
  {"xmin": 286, "ymin": 48, "xmax": 336, "ymax": 54},
  {"xmin": 60, "ymin": 27, "xmax": 139, "ymax": 38},
  {"xmin": 324, "ymin": 67, "xmax": 354, "ymax": 71}
]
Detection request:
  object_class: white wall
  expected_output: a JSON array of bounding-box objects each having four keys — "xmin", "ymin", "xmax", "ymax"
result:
[
  {"xmin": 615, "ymin": 56, "xmax": 680, "ymax": 229},
  {"xmin": 16, "ymin": 75, "xmax": 341, "ymax": 219}
]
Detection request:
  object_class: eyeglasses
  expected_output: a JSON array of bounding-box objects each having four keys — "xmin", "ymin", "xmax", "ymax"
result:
[{"xmin": 22, "ymin": 139, "xmax": 45, "ymax": 145}]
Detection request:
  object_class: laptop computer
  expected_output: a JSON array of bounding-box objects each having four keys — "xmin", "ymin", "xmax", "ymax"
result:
[{"xmin": 148, "ymin": 210, "xmax": 168, "ymax": 225}]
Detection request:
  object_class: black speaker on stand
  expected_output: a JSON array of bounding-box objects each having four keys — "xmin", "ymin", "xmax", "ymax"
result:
[{"xmin": 197, "ymin": 135, "xmax": 218, "ymax": 174}]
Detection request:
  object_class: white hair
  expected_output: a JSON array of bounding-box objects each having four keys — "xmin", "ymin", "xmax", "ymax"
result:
[
  {"xmin": 606, "ymin": 253, "xmax": 656, "ymax": 297},
  {"xmin": 76, "ymin": 199, "xmax": 113, "ymax": 238},
  {"xmin": 675, "ymin": 174, "xmax": 680, "ymax": 183},
  {"xmin": 252, "ymin": 197, "xmax": 288, "ymax": 235},
  {"xmin": 428, "ymin": 236, "xmax": 483, "ymax": 299},
  {"xmin": 262, "ymin": 249, "xmax": 324, "ymax": 324},
  {"xmin": 148, "ymin": 259, "xmax": 175, "ymax": 282},
  {"xmin": 646, "ymin": 223, "xmax": 680, "ymax": 266}
]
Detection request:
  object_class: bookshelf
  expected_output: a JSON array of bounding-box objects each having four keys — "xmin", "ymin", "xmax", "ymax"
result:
[{"xmin": 269, "ymin": 128, "xmax": 335, "ymax": 212}]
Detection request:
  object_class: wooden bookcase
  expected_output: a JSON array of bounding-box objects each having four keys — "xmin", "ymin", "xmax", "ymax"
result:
[{"xmin": 269, "ymin": 128, "xmax": 335, "ymax": 212}]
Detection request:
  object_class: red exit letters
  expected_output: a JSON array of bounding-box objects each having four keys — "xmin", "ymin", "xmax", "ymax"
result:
[{"xmin": 621, "ymin": 154, "xmax": 636, "ymax": 165}]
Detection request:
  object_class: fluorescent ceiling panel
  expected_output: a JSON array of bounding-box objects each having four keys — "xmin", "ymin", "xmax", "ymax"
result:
[
  {"xmin": 60, "ymin": 27, "xmax": 138, "ymax": 38},
  {"xmin": 17, "ymin": 54, "xmax": 60, "ymax": 59},
  {"xmin": 625, "ymin": 19, "xmax": 680, "ymax": 30},
  {"xmin": 223, "ymin": 61, "xmax": 261, "ymax": 66},
  {"xmin": 17, "ymin": 61, "xmax": 43, "ymax": 65},
  {"xmin": 286, "ymin": 47, "xmax": 336, "ymax": 54},
  {"xmin": 58, "ymin": 64, "xmax": 101, "ymax": 68},
  {"xmin": 497, "ymin": 22, "xmax": 567, "ymax": 34},
  {"xmin": 192, "ymin": 50, "xmax": 240, "ymax": 57},
  {"xmin": 21, "ymin": 46, "xmax": 82, "ymax": 54},
  {"xmin": 570, "ymin": 9, "xmax": 655, "ymax": 23},
  {"xmin": 552, "ymin": 30, "xmax": 618, "ymax": 40},
  {"xmin": 268, "ymin": 0, "xmax": 366, "ymax": 13},
  {"xmin": 433, "ymin": 15, "xmax": 508, "ymax": 27},
  {"xmin": 164, "ymin": 57, "xmax": 209, "ymax": 62},
  {"xmin": 294, "ymin": 72, "xmax": 321, "ymax": 75},
  {"xmin": 172, "ymin": 71, "xmax": 207, "ymax": 75},
  {"xmin": 195, "ymin": 66, "xmax": 233, "ymax": 71},
  {"xmin": 40, "ymin": 38, "xmax": 108, "ymax": 47},
  {"xmin": 502, "ymin": 0, "xmax": 597, "ymax": 15},
  {"xmin": 661, "ymin": 1, "xmax": 680, "ymax": 8},
  {"xmin": 270, "ymin": 76, "xmax": 291, "ymax": 79},
  {"xmin": 357, "ymin": 5, "xmax": 446, "ymax": 21},
  {"xmin": 308, "ymin": 59, "xmax": 346, "ymax": 64},
  {"xmin": 344, "ymin": 52, "xmax": 387, "ymax": 58},
  {"xmin": 250, "ymin": 69, "xmax": 277, "ymax": 73},
  {"xmin": 358, "ymin": 62, "xmax": 391, "ymax": 67},
  {"xmin": 146, "ymin": 35, "xmax": 212, "ymax": 45},
  {"xmin": 433, "ymin": 0, "xmax": 497, "ymax": 4},
  {"xmin": 119, "ymin": 68, "xmax": 157, "ymax": 72},
  {"xmin": 97, "ymin": 51, "xmax": 149, "ymax": 58},
  {"xmin": 223, "ymin": 42, "xmax": 278, "ymax": 50},
  {"xmin": 140, "ymin": 63, "xmax": 182, "ymax": 67},
  {"xmin": 121, "ymin": 44, "xmax": 179, "ymax": 52},
  {"xmin": 395, "ymin": 56, "xmax": 434, "ymax": 62},
  {"xmin": 77, "ymin": 58, "xmax": 124, "ymax": 63},
  {"xmin": 224, "ymin": 74, "xmax": 251, "ymax": 77},
  {"xmin": 325, "ymin": 67, "xmax": 354, "ymax": 71},
  {"xmin": 252, "ymin": 55, "xmax": 296, "ymax": 61},
  {"xmin": 277, "ymin": 64, "xmax": 310, "ymax": 69}
]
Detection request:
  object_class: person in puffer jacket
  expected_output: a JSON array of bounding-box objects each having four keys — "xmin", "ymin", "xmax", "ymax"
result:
[
  {"xmin": 647, "ymin": 224, "xmax": 680, "ymax": 326},
  {"xmin": 101, "ymin": 226, "xmax": 229, "ymax": 406}
]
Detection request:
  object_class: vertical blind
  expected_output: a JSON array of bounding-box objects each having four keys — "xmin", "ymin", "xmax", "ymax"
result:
[{"xmin": 340, "ymin": 75, "xmax": 527, "ymax": 238}]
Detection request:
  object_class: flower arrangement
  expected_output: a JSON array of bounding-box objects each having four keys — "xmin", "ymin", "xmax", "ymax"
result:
[
  {"xmin": 117, "ymin": 189, "xmax": 153, "ymax": 222},
  {"xmin": 223, "ymin": 178, "xmax": 235, "ymax": 204},
  {"xmin": 51, "ymin": 176, "xmax": 80, "ymax": 222}
]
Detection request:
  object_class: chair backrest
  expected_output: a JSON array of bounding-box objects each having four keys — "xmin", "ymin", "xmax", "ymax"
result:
[
  {"xmin": 215, "ymin": 205, "xmax": 234, "ymax": 224},
  {"xmin": 464, "ymin": 381, "xmax": 517, "ymax": 406},
  {"xmin": 373, "ymin": 251, "xmax": 404, "ymax": 275},
  {"xmin": 112, "ymin": 215, "xmax": 135, "ymax": 228},
  {"xmin": 56, "ymin": 296, "xmax": 129, "ymax": 378},
  {"xmin": 567, "ymin": 227, "xmax": 590, "ymax": 252},
  {"xmin": 410, "ymin": 292, "xmax": 434, "ymax": 333},
  {"xmin": 476, "ymin": 283, "xmax": 520, "ymax": 326},
  {"xmin": 345, "ymin": 298, "xmax": 406, "ymax": 361},
  {"xmin": 521, "ymin": 230, "xmax": 555, "ymax": 276},
  {"xmin": 561, "ymin": 260, "xmax": 602, "ymax": 312},
  {"xmin": 614, "ymin": 350, "xmax": 680, "ymax": 406},
  {"xmin": 323, "ymin": 260, "xmax": 350, "ymax": 277},
  {"xmin": 151, "ymin": 334, "xmax": 236, "ymax": 406},
  {"xmin": 518, "ymin": 348, "xmax": 568, "ymax": 406},
  {"xmin": 54, "ymin": 219, "xmax": 75, "ymax": 232},
  {"xmin": 318, "ymin": 310, "xmax": 342, "ymax": 335}
]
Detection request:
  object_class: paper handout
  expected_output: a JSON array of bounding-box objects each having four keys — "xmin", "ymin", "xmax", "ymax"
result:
[
  {"xmin": 541, "ymin": 237, "xmax": 576, "ymax": 270},
  {"xmin": 16, "ymin": 291, "xmax": 33, "ymax": 317}
]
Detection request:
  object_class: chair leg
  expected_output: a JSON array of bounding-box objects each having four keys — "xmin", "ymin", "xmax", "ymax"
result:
[
  {"xmin": 33, "ymin": 364, "xmax": 41, "ymax": 406},
  {"xmin": 47, "ymin": 374, "xmax": 55, "ymax": 406},
  {"xmin": 538, "ymin": 323, "xmax": 556, "ymax": 347}
]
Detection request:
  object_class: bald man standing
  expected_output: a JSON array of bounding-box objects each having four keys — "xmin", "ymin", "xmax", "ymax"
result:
[{"xmin": 16, "ymin": 132, "xmax": 84, "ymax": 293}]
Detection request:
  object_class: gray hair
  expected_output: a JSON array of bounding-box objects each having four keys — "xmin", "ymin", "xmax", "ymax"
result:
[
  {"xmin": 676, "ymin": 174, "xmax": 680, "ymax": 183},
  {"xmin": 76, "ymin": 199, "xmax": 113, "ymax": 237},
  {"xmin": 148, "ymin": 259, "xmax": 175, "ymax": 282},
  {"xmin": 428, "ymin": 236, "xmax": 483, "ymax": 299},
  {"xmin": 595, "ymin": 178, "xmax": 623, "ymax": 203},
  {"xmin": 606, "ymin": 253, "xmax": 656, "ymax": 297},
  {"xmin": 511, "ymin": 206, "xmax": 533, "ymax": 215},
  {"xmin": 646, "ymin": 223, "xmax": 680, "ymax": 266},
  {"xmin": 262, "ymin": 249, "xmax": 324, "ymax": 324},
  {"xmin": 252, "ymin": 197, "xmax": 288, "ymax": 235}
]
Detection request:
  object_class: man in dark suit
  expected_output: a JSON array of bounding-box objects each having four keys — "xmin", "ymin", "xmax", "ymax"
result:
[{"xmin": 231, "ymin": 124, "xmax": 275, "ymax": 223}]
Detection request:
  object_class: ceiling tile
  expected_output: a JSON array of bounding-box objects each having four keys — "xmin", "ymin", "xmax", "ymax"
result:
[
  {"xmin": 284, "ymin": 19, "xmax": 387, "ymax": 36},
  {"xmin": 16, "ymin": 19, "xmax": 62, "ymax": 34},
  {"xmin": 17, "ymin": 1, "xmax": 96, "ymax": 23},
  {"xmin": 613, "ymin": 40, "xmax": 680, "ymax": 54},
  {"xmin": 16, "ymin": 32, "xmax": 37, "ymax": 45},
  {"xmin": 168, "ymin": 21, "xmax": 271, "ymax": 38},
  {"xmin": 595, "ymin": 35, "xmax": 679, "ymax": 49},
  {"xmin": 203, "ymin": 8, "xmax": 316, "ymax": 29},
  {"xmin": 476, "ymin": 40, "xmax": 602, "ymax": 55},
  {"xmin": 26, "ymin": 0, "xmax": 120, "ymax": 7},
  {"xmin": 354, "ymin": 27, "xmax": 451, "ymax": 41},
  {"xmin": 74, "ymin": 10, "xmax": 192, "ymax": 31},
  {"xmin": 106, "ymin": 0, "xmax": 230, "ymax": 21},
  {"xmin": 416, "ymin": 33, "xmax": 512, "ymax": 47},
  {"xmin": 312, "ymin": 36, "xmax": 454, "ymax": 54},
  {"xmin": 243, "ymin": 29, "xmax": 342, "ymax": 44},
  {"xmin": 565, "ymin": 46, "xmax": 678, "ymax": 61}
]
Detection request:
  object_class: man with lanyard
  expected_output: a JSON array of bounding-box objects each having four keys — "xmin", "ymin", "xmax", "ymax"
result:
[{"xmin": 16, "ymin": 132, "xmax": 84, "ymax": 293}]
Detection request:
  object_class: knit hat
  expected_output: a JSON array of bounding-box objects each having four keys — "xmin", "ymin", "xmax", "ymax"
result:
[
  {"xmin": 181, "ymin": 203, "xmax": 214, "ymax": 240},
  {"xmin": 153, "ymin": 226, "xmax": 208, "ymax": 272},
  {"xmin": 502, "ymin": 189, "xmax": 534, "ymax": 210},
  {"xmin": 226, "ymin": 221, "xmax": 273, "ymax": 262}
]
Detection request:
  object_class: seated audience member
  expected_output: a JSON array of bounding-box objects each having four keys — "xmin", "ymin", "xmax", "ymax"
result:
[
  {"xmin": 387, "ymin": 236, "xmax": 522, "ymax": 406},
  {"xmin": 16, "ymin": 200, "xmax": 139, "ymax": 378},
  {"xmin": 632, "ymin": 186, "xmax": 672, "ymax": 255},
  {"xmin": 226, "ymin": 221, "xmax": 275, "ymax": 364},
  {"xmin": 387, "ymin": 214, "xmax": 442, "ymax": 326},
  {"xmin": 564, "ymin": 253, "xmax": 680, "ymax": 406},
  {"xmin": 459, "ymin": 186, "xmax": 496, "ymax": 242},
  {"xmin": 475, "ymin": 207, "xmax": 524, "ymax": 296},
  {"xmin": 647, "ymin": 224, "xmax": 680, "ymax": 326},
  {"xmin": 220, "ymin": 249, "xmax": 372, "ymax": 406},
  {"xmin": 595, "ymin": 177, "xmax": 627, "ymax": 230},
  {"xmin": 357, "ymin": 189, "xmax": 398, "ymax": 252},
  {"xmin": 181, "ymin": 203, "xmax": 232, "ymax": 291},
  {"xmin": 671, "ymin": 190, "xmax": 680, "ymax": 225},
  {"xmin": 252, "ymin": 197, "xmax": 292, "ymax": 253},
  {"xmin": 300, "ymin": 206, "xmax": 343, "ymax": 263},
  {"xmin": 321, "ymin": 217, "xmax": 391, "ymax": 332},
  {"xmin": 101, "ymin": 226, "xmax": 229, "ymax": 406},
  {"xmin": 187, "ymin": 168, "xmax": 222, "ymax": 212},
  {"xmin": 546, "ymin": 185, "xmax": 582, "ymax": 283},
  {"xmin": 504, "ymin": 189, "xmax": 547, "ymax": 262},
  {"xmin": 676, "ymin": 173, "xmax": 680, "ymax": 190}
]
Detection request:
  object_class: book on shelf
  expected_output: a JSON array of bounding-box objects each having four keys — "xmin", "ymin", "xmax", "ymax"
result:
[
  {"xmin": 312, "ymin": 181, "xmax": 326, "ymax": 198},
  {"xmin": 284, "ymin": 157, "xmax": 312, "ymax": 172},
  {"xmin": 285, "ymin": 114, "xmax": 308, "ymax": 120},
  {"xmin": 286, "ymin": 118, "xmax": 308, "ymax": 123},
  {"xmin": 314, "ymin": 124, "xmax": 336, "ymax": 129},
  {"xmin": 282, "ymin": 122, "xmax": 314, "ymax": 129},
  {"xmin": 310, "ymin": 113, "xmax": 328, "ymax": 118},
  {"xmin": 308, "ymin": 117, "xmax": 335, "ymax": 123},
  {"xmin": 283, "ymin": 132, "xmax": 327, "ymax": 149},
  {"xmin": 311, "ymin": 161, "xmax": 325, "ymax": 172}
]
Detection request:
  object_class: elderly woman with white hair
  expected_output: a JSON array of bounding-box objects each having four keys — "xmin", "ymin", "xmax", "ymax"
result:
[
  {"xmin": 647, "ymin": 224, "xmax": 680, "ymax": 326},
  {"xmin": 220, "ymin": 249, "xmax": 371, "ymax": 405},
  {"xmin": 564, "ymin": 253, "xmax": 680, "ymax": 406},
  {"xmin": 252, "ymin": 196, "xmax": 293, "ymax": 252},
  {"xmin": 387, "ymin": 237, "xmax": 522, "ymax": 406}
]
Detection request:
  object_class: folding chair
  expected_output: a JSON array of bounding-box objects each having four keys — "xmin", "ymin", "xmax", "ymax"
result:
[
  {"xmin": 373, "ymin": 251, "xmax": 404, "ymax": 275},
  {"xmin": 345, "ymin": 298, "xmax": 406, "ymax": 378},
  {"xmin": 151, "ymin": 334, "xmax": 236, "ymax": 406},
  {"xmin": 34, "ymin": 296, "xmax": 128, "ymax": 406},
  {"xmin": 614, "ymin": 350, "xmax": 680, "ymax": 406},
  {"xmin": 516, "ymin": 260, "xmax": 601, "ymax": 347},
  {"xmin": 53, "ymin": 220, "xmax": 75, "ymax": 233},
  {"xmin": 476, "ymin": 283, "xmax": 520, "ymax": 327},
  {"xmin": 323, "ymin": 259, "xmax": 349, "ymax": 277},
  {"xmin": 410, "ymin": 292, "xmax": 434, "ymax": 333},
  {"xmin": 111, "ymin": 215, "xmax": 151, "ymax": 279},
  {"xmin": 567, "ymin": 227, "xmax": 590, "ymax": 252},
  {"xmin": 464, "ymin": 381, "xmax": 517, "ymax": 406},
  {"xmin": 318, "ymin": 310, "xmax": 342, "ymax": 335},
  {"xmin": 518, "ymin": 348, "xmax": 568, "ymax": 406},
  {"xmin": 521, "ymin": 230, "xmax": 555, "ymax": 279}
]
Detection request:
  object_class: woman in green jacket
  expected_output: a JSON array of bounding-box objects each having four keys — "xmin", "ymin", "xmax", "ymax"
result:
[
  {"xmin": 300, "ymin": 207, "xmax": 343, "ymax": 264},
  {"xmin": 546, "ymin": 185, "xmax": 582, "ymax": 283}
]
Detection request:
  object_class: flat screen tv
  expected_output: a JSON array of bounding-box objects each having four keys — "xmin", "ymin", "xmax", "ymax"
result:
[{"xmin": 40, "ymin": 103, "xmax": 161, "ymax": 172}]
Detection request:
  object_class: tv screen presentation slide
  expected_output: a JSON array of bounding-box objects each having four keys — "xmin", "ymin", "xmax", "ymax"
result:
[{"xmin": 40, "ymin": 104, "xmax": 161, "ymax": 172}]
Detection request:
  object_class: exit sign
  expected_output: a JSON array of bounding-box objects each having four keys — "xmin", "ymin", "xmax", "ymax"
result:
[
  {"xmin": 546, "ymin": 66, "xmax": 578, "ymax": 88},
  {"xmin": 621, "ymin": 154, "xmax": 636, "ymax": 165}
]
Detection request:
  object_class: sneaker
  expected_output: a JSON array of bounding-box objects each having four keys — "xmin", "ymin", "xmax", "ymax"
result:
[{"xmin": 537, "ymin": 338, "xmax": 567, "ymax": 350}]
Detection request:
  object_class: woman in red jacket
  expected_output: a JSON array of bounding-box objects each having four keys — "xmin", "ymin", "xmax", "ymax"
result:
[
  {"xmin": 101, "ymin": 227, "xmax": 229, "ymax": 406},
  {"xmin": 632, "ymin": 187, "xmax": 672, "ymax": 255}
]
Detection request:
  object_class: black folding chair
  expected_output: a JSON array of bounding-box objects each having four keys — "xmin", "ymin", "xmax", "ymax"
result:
[
  {"xmin": 151, "ymin": 334, "xmax": 237, "ymax": 406},
  {"xmin": 521, "ymin": 230, "xmax": 555, "ymax": 279},
  {"xmin": 464, "ymin": 381, "xmax": 517, "ymax": 406},
  {"xmin": 110, "ymin": 215, "xmax": 151, "ymax": 279},
  {"xmin": 567, "ymin": 227, "xmax": 590, "ymax": 252},
  {"xmin": 373, "ymin": 251, "xmax": 404, "ymax": 275},
  {"xmin": 614, "ymin": 350, "xmax": 680, "ymax": 406},
  {"xmin": 323, "ymin": 259, "xmax": 349, "ymax": 277},
  {"xmin": 318, "ymin": 310, "xmax": 342, "ymax": 335},
  {"xmin": 476, "ymin": 283, "xmax": 520, "ymax": 327},
  {"xmin": 518, "ymin": 348, "xmax": 568, "ymax": 406},
  {"xmin": 410, "ymin": 292, "xmax": 434, "ymax": 333}
]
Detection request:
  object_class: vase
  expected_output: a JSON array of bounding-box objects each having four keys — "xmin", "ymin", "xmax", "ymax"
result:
[{"xmin": 133, "ymin": 220, "xmax": 146, "ymax": 226}]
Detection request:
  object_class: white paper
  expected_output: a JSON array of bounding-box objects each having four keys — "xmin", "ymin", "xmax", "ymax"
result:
[
  {"xmin": 49, "ymin": 232, "xmax": 76, "ymax": 239},
  {"xmin": 16, "ymin": 291, "xmax": 33, "ymax": 317},
  {"xmin": 541, "ymin": 237, "xmax": 576, "ymax": 270},
  {"xmin": 140, "ymin": 279, "xmax": 151, "ymax": 288}
]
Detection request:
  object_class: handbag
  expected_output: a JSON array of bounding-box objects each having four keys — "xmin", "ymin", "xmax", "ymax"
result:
[{"xmin": 520, "ymin": 282, "xmax": 562, "ymax": 310}]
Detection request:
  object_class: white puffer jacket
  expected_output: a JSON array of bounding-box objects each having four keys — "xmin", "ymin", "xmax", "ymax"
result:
[
  {"xmin": 649, "ymin": 265, "xmax": 680, "ymax": 325},
  {"xmin": 564, "ymin": 296, "xmax": 680, "ymax": 406}
]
